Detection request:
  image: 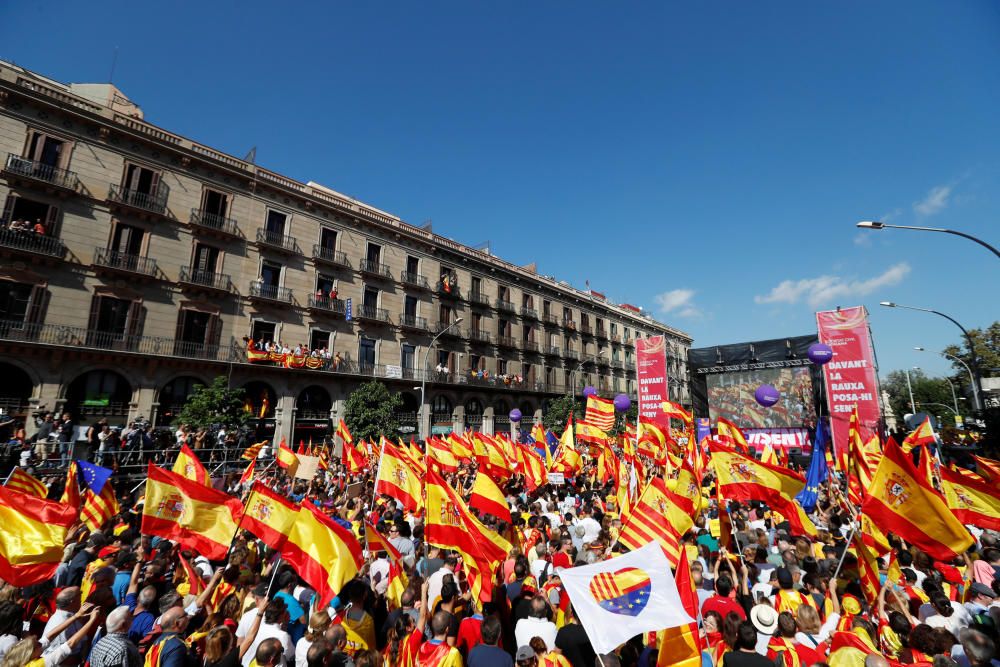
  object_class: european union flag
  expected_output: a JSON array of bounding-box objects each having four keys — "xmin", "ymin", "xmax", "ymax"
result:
[
  {"xmin": 545, "ymin": 430, "xmax": 560, "ymax": 457},
  {"xmin": 76, "ymin": 460, "xmax": 113, "ymax": 495},
  {"xmin": 795, "ymin": 420, "xmax": 829, "ymax": 513}
]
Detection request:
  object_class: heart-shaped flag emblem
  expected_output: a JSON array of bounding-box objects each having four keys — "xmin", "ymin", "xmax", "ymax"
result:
[{"xmin": 589, "ymin": 567, "xmax": 652, "ymax": 616}]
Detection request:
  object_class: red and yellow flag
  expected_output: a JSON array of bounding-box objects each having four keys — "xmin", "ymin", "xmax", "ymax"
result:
[
  {"xmin": 242, "ymin": 481, "xmax": 299, "ymax": 550},
  {"xmin": 280, "ymin": 502, "xmax": 363, "ymax": 607},
  {"xmin": 655, "ymin": 552, "xmax": 702, "ymax": 667},
  {"xmin": 710, "ymin": 443, "xmax": 817, "ymax": 538},
  {"xmin": 596, "ymin": 441, "xmax": 621, "ymax": 486},
  {"xmin": 661, "ymin": 400, "xmax": 693, "ymax": 426},
  {"xmin": 342, "ymin": 439, "xmax": 368, "ymax": 474},
  {"xmin": 972, "ymin": 455, "xmax": 1000, "ymax": 483},
  {"xmin": 6, "ymin": 468, "xmax": 47, "ymax": 498},
  {"xmin": 241, "ymin": 441, "xmax": 264, "ymax": 460},
  {"xmin": 375, "ymin": 440, "xmax": 423, "ymax": 511},
  {"xmin": 336, "ymin": 419, "xmax": 353, "ymax": 445},
  {"xmin": 618, "ymin": 477, "xmax": 686, "ymax": 564},
  {"xmin": 854, "ymin": 533, "xmax": 881, "ymax": 606},
  {"xmin": 574, "ymin": 420, "xmax": 607, "ymax": 450},
  {"xmin": 425, "ymin": 469, "xmax": 512, "ymax": 603},
  {"xmin": 860, "ymin": 438, "xmax": 973, "ymax": 560},
  {"xmin": 277, "ymin": 438, "xmax": 299, "ymax": 473},
  {"xmin": 172, "ymin": 444, "xmax": 211, "ymax": 487},
  {"xmin": 516, "ymin": 444, "xmax": 548, "ymax": 493},
  {"xmin": 901, "ymin": 416, "xmax": 935, "ymax": 454},
  {"xmin": 716, "ymin": 416, "xmax": 750, "ymax": 454},
  {"xmin": 81, "ymin": 483, "xmax": 119, "ymax": 532},
  {"xmin": 239, "ymin": 458, "xmax": 256, "ymax": 487},
  {"xmin": 585, "ymin": 395, "xmax": 616, "ymax": 431},
  {"xmin": 0, "ymin": 485, "xmax": 76, "ymax": 586},
  {"xmin": 142, "ymin": 464, "xmax": 243, "ymax": 560},
  {"xmin": 364, "ymin": 522, "xmax": 409, "ymax": 609},
  {"xmin": 60, "ymin": 461, "xmax": 81, "ymax": 508},
  {"xmin": 427, "ymin": 437, "xmax": 460, "ymax": 474},
  {"xmin": 938, "ymin": 464, "xmax": 1000, "ymax": 531},
  {"xmin": 470, "ymin": 470, "xmax": 512, "ymax": 523}
]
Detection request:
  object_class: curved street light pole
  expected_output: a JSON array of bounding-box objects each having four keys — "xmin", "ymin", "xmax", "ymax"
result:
[
  {"xmin": 419, "ymin": 317, "xmax": 463, "ymax": 441},
  {"xmin": 857, "ymin": 221, "xmax": 1000, "ymax": 259},
  {"xmin": 914, "ymin": 347, "xmax": 979, "ymax": 413},
  {"xmin": 881, "ymin": 302, "xmax": 984, "ymax": 413}
]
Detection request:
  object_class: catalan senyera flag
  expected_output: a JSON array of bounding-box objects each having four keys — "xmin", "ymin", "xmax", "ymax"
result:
[
  {"xmin": 901, "ymin": 416, "xmax": 936, "ymax": 454},
  {"xmin": 860, "ymin": 437, "xmax": 974, "ymax": 560},
  {"xmin": 425, "ymin": 468, "xmax": 512, "ymax": 603},
  {"xmin": 60, "ymin": 460, "xmax": 81, "ymax": 508},
  {"xmin": 585, "ymin": 395, "xmax": 616, "ymax": 431},
  {"xmin": 853, "ymin": 533, "xmax": 881, "ymax": 606},
  {"xmin": 0, "ymin": 485, "xmax": 76, "ymax": 586},
  {"xmin": 81, "ymin": 483, "xmax": 119, "ymax": 532},
  {"xmin": 5, "ymin": 468, "xmax": 48, "ymax": 498},
  {"xmin": 281, "ymin": 501, "xmax": 363, "ymax": 607},
  {"xmin": 242, "ymin": 481, "xmax": 299, "ymax": 550},
  {"xmin": 516, "ymin": 444, "xmax": 548, "ymax": 493},
  {"xmin": 241, "ymin": 441, "xmax": 265, "ymax": 460},
  {"xmin": 427, "ymin": 437, "xmax": 460, "ymax": 474},
  {"xmin": 375, "ymin": 440, "xmax": 423, "ymax": 511},
  {"xmin": 618, "ymin": 477, "xmax": 686, "ymax": 564},
  {"xmin": 276, "ymin": 438, "xmax": 299, "ymax": 473},
  {"xmin": 171, "ymin": 444, "xmax": 211, "ymax": 487},
  {"xmin": 336, "ymin": 419, "xmax": 353, "ymax": 445},
  {"xmin": 710, "ymin": 442, "xmax": 817, "ymax": 538},
  {"xmin": 937, "ymin": 464, "xmax": 1000, "ymax": 531},
  {"xmin": 716, "ymin": 417, "xmax": 750, "ymax": 454},
  {"xmin": 142, "ymin": 464, "xmax": 243, "ymax": 561},
  {"xmin": 470, "ymin": 471, "xmax": 512, "ymax": 523}
]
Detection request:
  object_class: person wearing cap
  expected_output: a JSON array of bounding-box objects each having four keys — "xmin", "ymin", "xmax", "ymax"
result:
[
  {"xmin": 514, "ymin": 646, "xmax": 538, "ymax": 667},
  {"xmin": 772, "ymin": 567, "xmax": 816, "ymax": 615},
  {"xmin": 964, "ymin": 582, "xmax": 996, "ymax": 616}
]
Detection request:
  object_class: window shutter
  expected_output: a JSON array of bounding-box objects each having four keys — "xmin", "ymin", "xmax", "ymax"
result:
[
  {"xmin": 26, "ymin": 285, "xmax": 48, "ymax": 326},
  {"xmin": 207, "ymin": 314, "xmax": 222, "ymax": 348},
  {"xmin": 126, "ymin": 301, "xmax": 145, "ymax": 338},
  {"xmin": 86, "ymin": 295, "xmax": 102, "ymax": 332},
  {"xmin": 1, "ymin": 195, "xmax": 15, "ymax": 224},
  {"xmin": 175, "ymin": 309, "xmax": 186, "ymax": 341},
  {"xmin": 45, "ymin": 205, "xmax": 59, "ymax": 236}
]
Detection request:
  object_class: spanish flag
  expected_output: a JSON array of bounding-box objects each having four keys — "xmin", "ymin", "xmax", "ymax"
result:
[
  {"xmin": 515, "ymin": 445, "xmax": 548, "ymax": 493},
  {"xmin": 470, "ymin": 470, "xmax": 512, "ymax": 523},
  {"xmin": 901, "ymin": 416, "xmax": 935, "ymax": 454},
  {"xmin": 661, "ymin": 400, "xmax": 693, "ymax": 426},
  {"xmin": 5, "ymin": 468, "xmax": 48, "ymax": 498},
  {"xmin": 425, "ymin": 469, "xmax": 512, "ymax": 603},
  {"xmin": 276, "ymin": 438, "xmax": 299, "ymax": 474},
  {"xmin": 666, "ymin": 456, "xmax": 702, "ymax": 519},
  {"xmin": 172, "ymin": 444, "xmax": 211, "ymax": 487},
  {"xmin": 475, "ymin": 435, "xmax": 512, "ymax": 481},
  {"xmin": 427, "ymin": 437, "xmax": 459, "ymax": 474},
  {"xmin": 860, "ymin": 437, "xmax": 973, "ymax": 560},
  {"xmin": 142, "ymin": 464, "xmax": 243, "ymax": 561},
  {"xmin": 716, "ymin": 417, "xmax": 749, "ymax": 454},
  {"xmin": 336, "ymin": 419, "xmax": 353, "ymax": 445},
  {"xmin": 710, "ymin": 442, "xmax": 817, "ymax": 538},
  {"xmin": 585, "ymin": 395, "xmax": 616, "ymax": 431},
  {"xmin": 0, "ymin": 485, "xmax": 76, "ymax": 586},
  {"xmin": 828, "ymin": 629, "xmax": 879, "ymax": 667},
  {"xmin": 618, "ymin": 477, "xmax": 685, "ymax": 564},
  {"xmin": 574, "ymin": 420, "xmax": 608, "ymax": 449},
  {"xmin": 375, "ymin": 440, "xmax": 423, "ymax": 511},
  {"xmin": 239, "ymin": 458, "xmax": 256, "ymax": 487},
  {"xmin": 531, "ymin": 422, "xmax": 546, "ymax": 446},
  {"xmin": 596, "ymin": 442, "xmax": 621, "ymax": 485},
  {"xmin": 280, "ymin": 501, "xmax": 363, "ymax": 607},
  {"xmin": 938, "ymin": 464, "xmax": 1000, "ymax": 531},
  {"xmin": 342, "ymin": 439, "xmax": 368, "ymax": 474},
  {"xmin": 655, "ymin": 553, "xmax": 702, "ymax": 667},
  {"xmin": 242, "ymin": 481, "xmax": 299, "ymax": 550},
  {"xmin": 364, "ymin": 521, "xmax": 409, "ymax": 609},
  {"xmin": 446, "ymin": 433, "xmax": 474, "ymax": 461},
  {"xmin": 973, "ymin": 455, "xmax": 1000, "ymax": 483}
]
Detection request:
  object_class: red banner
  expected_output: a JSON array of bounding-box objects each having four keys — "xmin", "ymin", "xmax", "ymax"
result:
[
  {"xmin": 816, "ymin": 306, "xmax": 881, "ymax": 462},
  {"xmin": 635, "ymin": 335, "xmax": 669, "ymax": 421}
]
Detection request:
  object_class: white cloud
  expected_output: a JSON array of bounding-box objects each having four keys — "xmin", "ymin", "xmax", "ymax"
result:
[
  {"xmin": 853, "ymin": 233, "xmax": 872, "ymax": 247},
  {"xmin": 913, "ymin": 185, "xmax": 951, "ymax": 217},
  {"xmin": 654, "ymin": 288, "xmax": 700, "ymax": 318},
  {"xmin": 754, "ymin": 263, "xmax": 911, "ymax": 308}
]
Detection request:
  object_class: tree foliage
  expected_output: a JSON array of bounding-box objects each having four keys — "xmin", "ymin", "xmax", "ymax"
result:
[
  {"xmin": 881, "ymin": 369, "xmax": 962, "ymax": 427},
  {"xmin": 542, "ymin": 395, "xmax": 583, "ymax": 432},
  {"xmin": 174, "ymin": 376, "xmax": 250, "ymax": 431},
  {"xmin": 942, "ymin": 321, "xmax": 1000, "ymax": 392},
  {"xmin": 344, "ymin": 380, "xmax": 403, "ymax": 443}
]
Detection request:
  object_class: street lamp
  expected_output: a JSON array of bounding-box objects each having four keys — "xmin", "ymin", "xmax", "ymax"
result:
[
  {"xmin": 914, "ymin": 346, "xmax": 981, "ymax": 412},
  {"xmin": 881, "ymin": 302, "xmax": 984, "ymax": 413},
  {"xmin": 419, "ymin": 317, "xmax": 463, "ymax": 441},
  {"xmin": 904, "ymin": 366, "xmax": 920, "ymax": 415},
  {"xmin": 857, "ymin": 221, "xmax": 999, "ymax": 259}
]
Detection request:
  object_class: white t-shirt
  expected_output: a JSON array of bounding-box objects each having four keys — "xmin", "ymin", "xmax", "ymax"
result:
[
  {"xmin": 514, "ymin": 617, "xmax": 557, "ymax": 651},
  {"xmin": 577, "ymin": 517, "xmax": 602, "ymax": 543},
  {"xmin": 235, "ymin": 608, "xmax": 259, "ymax": 641},
  {"xmin": 241, "ymin": 622, "xmax": 293, "ymax": 667},
  {"xmin": 294, "ymin": 637, "xmax": 313, "ymax": 667}
]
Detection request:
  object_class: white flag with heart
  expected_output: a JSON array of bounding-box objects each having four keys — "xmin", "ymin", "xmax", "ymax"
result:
[{"xmin": 556, "ymin": 541, "xmax": 695, "ymax": 653}]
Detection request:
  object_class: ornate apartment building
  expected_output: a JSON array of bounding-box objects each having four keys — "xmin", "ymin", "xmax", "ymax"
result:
[{"xmin": 0, "ymin": 61, "xmax": 691, "ymax": 443}]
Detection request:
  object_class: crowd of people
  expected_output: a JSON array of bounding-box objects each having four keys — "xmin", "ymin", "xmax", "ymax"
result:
[
  {"xmin": 0, "ymin": 430, "xmax": 998, "ymax": 667},
  {"xmin": 4, "ymin": 217, "xmax": 48, "ymax": 236}
]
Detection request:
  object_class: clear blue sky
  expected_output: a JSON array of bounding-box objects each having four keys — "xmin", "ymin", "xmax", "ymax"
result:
[{"xmin": 5, "ymin": 1, "xmax": 999, "ymax": 391}]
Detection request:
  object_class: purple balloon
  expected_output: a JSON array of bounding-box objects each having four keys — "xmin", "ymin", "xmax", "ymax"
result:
[
  {"xmin": 754, "ymin": 384, "xmax": 781, "ymax": 407},
  {"xmin": 808, "ymin": 343, "xmax": 834, "ymax": 365},
  {"xmin": 613, "ymin": 393, "xmax": 631, "ymax": 412},
  {"xmin": 509, "ymin": 409, "xmax": 522, "ymax": 423},
  {"xmin": 583, "ymin": 386, "xmax": 598, "ymax": 398}
]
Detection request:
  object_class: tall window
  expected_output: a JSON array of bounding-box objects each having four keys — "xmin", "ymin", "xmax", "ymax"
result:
[
  {"xmin": 310, "ymin": 330, "xmax": 330, "ymax": 351},
  {"xmin": 363, "ymin": 286, "xmax": 379, "ymax": 309},
  {"xmin": 319, "ymin": 228, "xmax": 337, "ymax": 250},
  {"xmin": 498, "ymin": 359, "xmax": 508, "ymax": 375},
  {"xmin": 366, "ymin": 243, "xmax": 382, "ymax": 263},
  {"xmin": 95, "ymin": 297, "xmax": 131, "ymax": 335},
  {"xmin": 26, "ymin": 131, "xmax": 67, "ymax": 168},
  {"xmin": 359, "ymin": 337, "xmax": 376, "ymax": 369},
  {"xmin": 406, "ymin": 255, "xmax": 419, "ymax": 275},
  {"xmin": 404, "ymin": 295, "xmax": 418, "ymax": 318},
  {"xmin": 201, "ymin": 189, "xmax": 229, "ymax": 218},
  {"xmin": 401, "ymin": 344, "xmax": 415, "ymax": 370},
  {"xmin": 439, "ymin": 304, "xmax": 453, "ymax": 324},
  {"xmin": 260, "ymin": 261, "xmax": 282, "ymax": 287},
  {"xmin": 265, "ymin": 210, "xmax": 287, "ymax": 235},
  {"xmin": 0, "ymin": 282, "xmax": 32, "ymax": 322},
  {"xmin": 178, "ymin": 310, "xmax": 212, "ymax": 345},
  {"xmin": 111, "ymin": 223, "xmax": 143, "ymax": 255},
  {"xmin": 123, "ymin": 164, "xmax": 160, "ymax": 196},
  {"xmin": 471, "ymin": 276, "xmax": 482, "ymax": 295},
  {"xmin": 251, "ymin": 320, "xmax": 276, "ymax": 343},
  {"xmin": 192, "ymin": 244, "xmax": 219, "ymax": 273}
]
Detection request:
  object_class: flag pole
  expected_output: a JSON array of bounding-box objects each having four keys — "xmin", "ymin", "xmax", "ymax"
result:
[{"xmin": 830, "ymin": 525, "xmax": 858, "ymax": 580}]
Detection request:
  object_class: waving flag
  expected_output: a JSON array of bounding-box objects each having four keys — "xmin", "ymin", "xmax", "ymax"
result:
[
  {"xmin": 0, "ymin": 486, "xmax": 76, "ymax": 586},
  {"xmin": 796, "ymin": 421, "xmax": 830, "ymax": 513},
  {"xmin": 901, "ymin": 416, "xmax": 936, "ymax": 453},
  {"xmin": 557, "ymin": 542, "xmax": 694, "ymax": 654},
  {"xmin": 171, "ymin": 444, "xmax": 210, "ymax": 487},
  {"xmin": 470, "ymin": 471, "xmax": 512, "ymax": 523},
  {"xmin": 336, "ymin": 419, "xmax": 353, "ymax": 445},
  {"xmin": 281, "ymin": 502, "xmax": 363, "ymax": 607},
  {"xmin": 77, "ymin": 460, "xmax": 113, "ymax": 495},
  {"xmin": 861, "ymin": 437, "xmax": 973, "ymax": 560},
  {"xmin": 342, "ymin": 439, "xmax": 368, "ymax": 474},
  {"xmin": 586, "ymin": 395, "xmax": 616, "ymax": 431},
  {"xmin": 661, "ymin": 401, "xmax": 693, "ymax": 426},
  {"xmin": 938, "ymin": 465, "xmax": 1000, "ymax": 531},
  {"xmin": 427, "ymin": 437, "xmax": 459, "ymax": 474},
  {"xmin": 241, "ymin": 441, "xmax": 265, "ymax": 460},
  {"xmin": 716, "ymin": 417, "xmax": 749, "ymax": 454},
  {"xmin": 239, "ymin": 458, "xmax": 256, "ymax": 487},
  {"xmin": 364, "ymin": 521, "xmax": 409, "ymax": 608},
  {"xmin": 81, "ymin": 483, "xmax": 119, "ymax": 532},
  {"xmin": 375, "ymin": 441, "xmax": 423, "ymax": 511},
  {"xmin": 5, "ymin": 468, "xmax": 47, "ymax": 498},
  {"xmin": 972, "ymin": 455, "xmax": 1000, "ymax": 483},
  {"xmin": 242, "ymin": 482, "xmax": 299, "ymax": 550},
  {"xmin": 618, "ymin": 477, "xmax": 686, "ymax": 564},
  {"xmin": 276, "ymin": 438, "xmax": 299, "ymax": 474},
  {"xmin": 61, "ymin": 460, "xmax": 81, "ymax": 508},
  {"xmin": 516, "ymin": 444, "xmax": 548, "ymax": 492}
]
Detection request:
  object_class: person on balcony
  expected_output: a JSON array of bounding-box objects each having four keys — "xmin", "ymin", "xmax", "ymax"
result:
[{"xmin": 33, "ymin": 218, "xmax": 46, "ymax": 235}]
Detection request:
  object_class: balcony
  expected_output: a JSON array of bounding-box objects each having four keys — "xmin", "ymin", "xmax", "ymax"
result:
[
  {"xmin": 595, "ymin": 328, "xmax": 609, "ymax": 340},
  {"xmin": 401, "ymin": 271, "xmax": 430, "ymax": 290},
  {"xmin": 312, "ymin": 245, "xmax": 351, "ymax": 268},
  {"xmin": 248, "ymin": 282, "xmax": 294, "ymax": 305},
  {"xmin": 434, "ymin": 321, "xmax": 463, "ymax": 337},
  {"xmin": 598, "ymin": 356, "xmax": 610, "ymax": 367},
  {"xmin": 522, "ymin": 340, "xmax": 540, "ymax": 353},
  {"xmin": 579, "ymin": 323, "xmax": 593, "ymax": 336},
  {"xmin": 611, "ymin": 335, "xmax": 622, "ymax": 344},
  {"xmin": 189, "ymin": 209, "xmax": 241, "ymax": 239},
  {"xmin": 0, "ymin": 228, "xmax": 66, "ymax": 260},
  {"xmin": 564, "ymin": 348, "xmax": 580, "ymax": 361},
  {"xmin": 497, "ymin": 335, "xmax": 517, "ymax": 349},
  {"xmin": 623, "ymin": 338, "xmax": 634, "ymax": 348},
  {"xmin": 495, "ymin": 299, "xmax": 516, "ymax": 313},
  {"xmin": 107, "ymin": 184, "xmax": 168, "ymax": 218},
  {"xmin": 520, "ymin": 306, "xmax": 538, "ymax": 320},
  {"xmin": 543, "ymin": 313, "xmax": 559, "ymax": 326},
  {"xmin": 563, "ymin": 319, "xmax": 577, "ymax": 332},
  {"xmin": 0, "ymin": 319, "xmax": 238, "ymax": 363},
  {"xmin": 545, "ymin": 345, "xmax": 561, "ymax": 357},
  {"xmin": 611, "ymin": 359, "xmax": 623, "ymax": 369},
  {"xmin": 468, "ymin": 290, "xmax": 491, "ymax": 307},
  {"xmin": 93, "ymin": 247, "xmax": 159, "ymax": 278},
  {"xmin": 307, "ymin": 295, "xmax": 346, "ymax": 316},
  {"xmin": 3, "ymin": 154, "xmax": 80, "ymax": 195},
  {"xmin": 438, "ymin": 280, "xmax": 461, "ymax": 299},
  {"xmin": 583, "ymin": 354, "xmax": 598, "ymax": 365},
  {"xmin": 354, "ymin": 304, "xmax": 391, "ymax": 324},
  {"xmin": 398, "ymin": 314, "xmax": 429, "ymax": 332},
  {"xmin": 178, "ymin": 267, "xmax": 233, "ymax": 294},
  {"xmin": 255, "ymin": 228, "xmax": 299, "ymax": 254},
  {"xmin": 467, "ymin": 329, "xmax": 493, "ymax": 344},
  {"xmin": 359, "ymin": 259, "xmax": 393, "ymax": 280}
]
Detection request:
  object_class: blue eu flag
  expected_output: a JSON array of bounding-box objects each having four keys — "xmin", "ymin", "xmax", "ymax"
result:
[
  {"xmin": 795, "ymin": 420, "xmax": 829, "ymax": 513},
  {"xmin": 76, "ymin": 460, "xmax": 113, "ymax": 495}
]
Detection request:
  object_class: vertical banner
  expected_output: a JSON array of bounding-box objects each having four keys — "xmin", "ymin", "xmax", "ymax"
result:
[
  {"xmin": 635, "ymin": 335, "xmax": 669, "ymax": 421},
  {"xmin": 815, "ymin": 306, "xmax": 881, "ymax": 462}
]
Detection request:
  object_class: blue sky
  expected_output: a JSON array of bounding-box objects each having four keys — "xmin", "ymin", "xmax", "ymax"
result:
[{"xmin": 5, "ymin": 1, "xmax": 999, "ymax": 389}]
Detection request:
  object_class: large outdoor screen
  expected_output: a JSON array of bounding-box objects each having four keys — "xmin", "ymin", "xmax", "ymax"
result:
[{"xmin": 707, "ymin": 367, "xmax": 816, "ymax": 428}]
